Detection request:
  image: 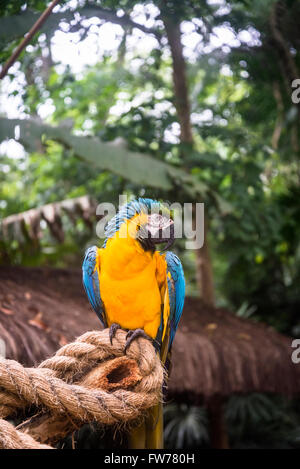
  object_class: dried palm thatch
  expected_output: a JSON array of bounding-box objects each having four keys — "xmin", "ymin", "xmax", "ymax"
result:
[
  {"xmin": 169, "ymin": 297, "xmax": 300, "ymax": 402},
  {"xmin": 0, "ymin": 266, "xmax": 99, "ymax": 366},
  {"xmin": 0, "ymin": 195, "xmax": 97, "ymax": 244},
  {"xmin": 0, "ymin": 267, "xmax": 299, "ymax": 401}
]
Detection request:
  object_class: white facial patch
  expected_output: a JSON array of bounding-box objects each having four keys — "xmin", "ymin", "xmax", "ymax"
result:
[{"xmin": 146, "ymin": 214, "xmax": 174, "ymax": 238}]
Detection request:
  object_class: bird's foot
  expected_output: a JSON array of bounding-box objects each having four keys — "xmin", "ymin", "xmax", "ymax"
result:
[
  {"xmin": 109, "ymin": 323, "xmax": 121, "ymax": 345},
  {"xmin": 125, "ymin": 328, "xmax": 152, "ymax": 353}
]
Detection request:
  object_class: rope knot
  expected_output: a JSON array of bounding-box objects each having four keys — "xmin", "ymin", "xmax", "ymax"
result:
[{"xmin": 0, "ymin": 329, "xmax": 164, "ymax": 449}]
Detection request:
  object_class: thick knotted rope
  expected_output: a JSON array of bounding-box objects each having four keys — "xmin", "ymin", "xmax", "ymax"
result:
[
  {"xmin": 0, "ymin": 419, "xmax": 52, "ymax": 449},
  {"xmin": 0, "ymin": 329, "xmax": 164, "ymax": 449}
]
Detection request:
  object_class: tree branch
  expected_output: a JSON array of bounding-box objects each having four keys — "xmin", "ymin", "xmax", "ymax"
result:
[
  {"xmin": 0, "ymin": 0, "xmax": 60, "ymax": 80},
  {"xmin": 0, "ymin": 5, "xmax": 162, "ymax": 50}
]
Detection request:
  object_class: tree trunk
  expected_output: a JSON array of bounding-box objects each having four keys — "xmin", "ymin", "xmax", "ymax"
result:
[
  {"xmin": 270, "ymin": 1, "xmax": 299, "ymax": 155},
  {"xmin": 162, "ymin": 13, "xmax": 215, "ymax": 306},
  {"xmin": 195, "ymin": 218, "xmax": 215, "ymax": 307},
  {"xmin": 163, "ymin": 17, "xmax": 193, "ymax": 144},
  {"xmin": 271, "ymin": 81, "xmax": 284, "ymax": 150},
  {"xmin": 206, "ymin": 398, "xmax": 229, "ymax": 449}
]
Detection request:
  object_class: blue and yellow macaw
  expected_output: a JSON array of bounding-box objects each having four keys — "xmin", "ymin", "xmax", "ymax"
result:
[{"xmin": 82, "ymin": 198, "xmax": 185, "ymax": 448}]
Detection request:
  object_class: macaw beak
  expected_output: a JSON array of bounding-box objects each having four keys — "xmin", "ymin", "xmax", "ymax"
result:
[
  {"xmin": 147, "ymin": 221, "xmax": 175, "ymax": 251},
  {"xmin": 160, "ymin": 223, "xmax": 175, "ymax": 251},
  {"xmin": 137, "ymin": 214, "xmax": 175, "ymax": 252},
  {"xmin": 160, "ymin": 230, "xmax": 175, "ymax": 251}
]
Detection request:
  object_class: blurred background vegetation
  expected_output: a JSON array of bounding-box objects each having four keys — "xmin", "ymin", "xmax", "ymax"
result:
[{"xmin": 0, "ymin": 0, "xmax": 300, "ymax": 448}]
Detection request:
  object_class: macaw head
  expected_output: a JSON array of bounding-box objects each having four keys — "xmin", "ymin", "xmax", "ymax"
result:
[
  {"xmin": 135, "ymin": 211, "xmax": 175, "ymax": 252},
  {"xmin": 103, "ymin": 198, "xmax": 175, "ymax": 252}
]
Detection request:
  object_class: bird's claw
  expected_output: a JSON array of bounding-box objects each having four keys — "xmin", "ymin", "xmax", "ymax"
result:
[
  {"xmin": 124, "ymin": 328, "xmax": 152, "ymax": 353},
  {"xmin": 109, "ymin": 323, "xmax": 121, "ymax": 345}
]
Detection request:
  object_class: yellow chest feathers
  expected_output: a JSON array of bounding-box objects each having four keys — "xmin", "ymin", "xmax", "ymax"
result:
[{"xmin": 98, "ymin": 218, "xmax": 167, "ymax": 337}]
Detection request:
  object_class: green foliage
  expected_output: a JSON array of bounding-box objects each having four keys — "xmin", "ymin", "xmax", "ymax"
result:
[
  {"xmin": 226, "ymin": 394, "xmax": 300, "ymax": 449},
  {"xmin": 164, "ymin": 404, "xmax": 209, "ymax": 449},
  {"xmin": 164, "ymin": 395, "xmax": 300, "ymax": 449},
  {"xmin": 0, "ymin": 116, "xmax": 210, "ymax": 195}
]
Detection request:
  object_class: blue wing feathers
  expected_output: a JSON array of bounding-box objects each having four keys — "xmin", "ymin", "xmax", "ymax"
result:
[
  {"xmin": 165, "ymin": 251, "xmax": 185, "ymax": 348},
  {"xmin": 82, "ymin": 246, "xmax": 106, "ymax": 327}
]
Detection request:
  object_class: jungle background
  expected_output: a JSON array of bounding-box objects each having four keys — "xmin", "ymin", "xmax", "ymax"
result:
[{"xmin": 0, "ymin": 0, "xmax": 300, "ymax": 449}]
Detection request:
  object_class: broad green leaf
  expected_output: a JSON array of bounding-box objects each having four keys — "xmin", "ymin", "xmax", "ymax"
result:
[{"xmin": 0, "ymin": 117, "xmax": 209, "ymax": 196}]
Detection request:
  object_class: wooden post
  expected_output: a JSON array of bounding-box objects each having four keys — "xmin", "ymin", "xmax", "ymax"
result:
[
  {"xmin": 127, "ymin": 403, "xmax": 163, "ymax": 449},
  {"xmin": 127, "ymin": 422, "xmax": 146, "ymax": 449},
  {"xmin": 145, "ymin": 403, "xmax": 164, "ymax": 449}
]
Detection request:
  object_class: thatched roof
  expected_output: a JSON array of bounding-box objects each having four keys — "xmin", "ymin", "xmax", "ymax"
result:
[
  {"xmin": 169, "ymin": 297, "xmax": 300, "ymax": 403},
  {"xmin": 0, "ymin": 266, "xmax": 299, "ymax": 402},
  {"xmin": 0, "ymin": 266, "xmax": 99, "ymax": 365}
]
